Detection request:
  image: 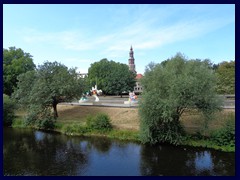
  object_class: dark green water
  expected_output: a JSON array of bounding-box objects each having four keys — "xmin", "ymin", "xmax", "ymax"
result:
[{"xmin": 3, "ymin": 127, "xmax": 235, "ymax": 176}]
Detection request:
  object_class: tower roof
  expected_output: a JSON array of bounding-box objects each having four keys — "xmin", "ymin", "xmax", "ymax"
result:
[{"xmin": 136, "ymin": 73, "xmax": 143, "ymax": 79}]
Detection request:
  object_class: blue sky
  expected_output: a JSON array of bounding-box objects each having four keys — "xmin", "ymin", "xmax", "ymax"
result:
[{"xmin": 3, "ymin": 4, "xmax": 235, "ymax": 74}]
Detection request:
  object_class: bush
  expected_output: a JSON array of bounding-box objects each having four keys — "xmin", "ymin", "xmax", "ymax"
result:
[
  {"xmin": 210, "ymin": 113, "xmax": 235, "ymax": 146},
  {"xmin": 36, "ymin": 118, "xmax": 55, "ymax": 129},
  {"xmin": 25, "ymin": 107, "xmax": 55, "ymax": 129},
  {"xmin": 3, "ymin": 94, "xmax": 16, "ymax": 126},
  {"xmin": 86, "ymin": 113, "xmax": 112, "ymax": 131}
]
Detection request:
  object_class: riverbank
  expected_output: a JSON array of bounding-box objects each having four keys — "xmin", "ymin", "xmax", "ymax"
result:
[{"xmin": 13, "ymin": 105, "xmax": 235, "ymax": 152}]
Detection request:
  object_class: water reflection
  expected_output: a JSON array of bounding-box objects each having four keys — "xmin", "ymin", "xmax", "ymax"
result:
[
  {"xmin": 85, "ymin": 136, "xmax": 112, "ymax": 154},
  {"xmin": 140, "ymin": 145, "xmax": 235, "ymax": 176},
  {"xmin": 3, "ymin": 128, "xmax": 235, "ymax": 176},
  {"xmin": 4, "ymin": 128, "xmax": 89, "ymax": 175},
  {"xmin": 194, "ymin": 151, "xmax": 214, "ymax": 175}
]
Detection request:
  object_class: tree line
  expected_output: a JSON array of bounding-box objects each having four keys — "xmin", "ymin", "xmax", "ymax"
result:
[{"xmin": 3, "ymin": 47, "xmax": 235, "ymax": 145}]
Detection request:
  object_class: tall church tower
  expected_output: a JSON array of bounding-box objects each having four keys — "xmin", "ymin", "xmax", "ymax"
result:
[{"xmin": 128, "ymin": 46, "xmax": 136, "ymax": 73}]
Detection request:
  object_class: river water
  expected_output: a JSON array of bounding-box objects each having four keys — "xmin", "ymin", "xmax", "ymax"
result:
[{"xmin": 3, "ymin": 127, "xmax": 235, "ymax": 176}]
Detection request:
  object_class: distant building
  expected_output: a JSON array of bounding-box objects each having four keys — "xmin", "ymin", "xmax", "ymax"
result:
[
  {"xmin": 134, "ymin": 73, "xmax": 143, "ymax": 93},
  {"xmin": 77, "ymin": 47, "xmax": 144, "ymax": 94},
  {"xmin": 128, "ymin": 46, "xmax": 136, "ymax": 73},
  {"xmin": 128, "ymin": 46, "xmax": 143, "ymax": 94},
  {"xmin": 77, "ymin": 73, "xmax": 88, "ymax": 79}
]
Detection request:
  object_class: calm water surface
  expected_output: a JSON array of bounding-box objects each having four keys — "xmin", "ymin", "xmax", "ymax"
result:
[{"xmin": 3, "ymin": 127, "xmax": 235, "ymax": 176}]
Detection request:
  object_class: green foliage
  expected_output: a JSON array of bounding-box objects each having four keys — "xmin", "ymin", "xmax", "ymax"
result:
[
  {"xmin": 215, "ymin": 61, "xmax": 235, "ymax": 94},
  {"xmin": 210, "ymin": 113, "xmax": 235, "ymax": 146},
  {"xmin": 86, "ymin": 113, "xmax": 112, "ymax": 131},
  {"xmin": 181, "ymin": 138, "xmax": 235, "ymax": 152},
  {"xmin": 3, "ymin": 94, "xmax": 16, "ymax": 126},
  {"xmin": 62, "ymin": 124, "xmax": 88, "ymax": 135},
  {"xmin": 13, "ymin": 61, "xmax": 84, "ymax": 122},
  {"xmin": 88, "ymin": 59, "xmax": 136, "ymax": 96},
  {"xmin": 25, "ymin": 106, "xmax": 55, "ymax": 129},
  {"xmin": 54, "ymin": 122, "xmax": 64, "ymax": 130},
  {"xmin": 12, "ymin": 118, "xmax": 27, "ymax": 128},
  {"xmin": 139, "ymin": 53, "xmax": 222, "ymax": 145},
  {"xmin": 108, "ymin": 130, "xmax": 140, "ymax": 141},
  {"xmin": 3, "ymin": 47, "xmax": 36, "ymax": 95},
  {"xmin": 140, "ymin": 117, "xmax": 185, "ymax": 145}
]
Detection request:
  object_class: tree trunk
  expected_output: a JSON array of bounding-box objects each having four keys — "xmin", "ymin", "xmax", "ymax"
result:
[{"xmin": 53, "ymin": 102, "xmax": 58, "ymax": 118}]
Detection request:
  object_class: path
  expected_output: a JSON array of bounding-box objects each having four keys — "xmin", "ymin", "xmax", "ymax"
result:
[{"xmin": 60, "ymin": 95, "xmax": 235, "ymax": 109}]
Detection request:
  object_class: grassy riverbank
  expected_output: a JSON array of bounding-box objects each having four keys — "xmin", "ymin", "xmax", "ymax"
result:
[{"xmin": 13, "ymin": 105, "xmax": 235, "ymax": 152}]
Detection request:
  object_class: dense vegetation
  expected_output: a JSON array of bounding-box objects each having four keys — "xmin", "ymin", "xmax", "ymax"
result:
[
  {"xmin": 12, "ymin": 61, "xmax": 85, "ymax": 129},
  {"xmin": 210, "ymin": 113, "xmax": 235, "ymax": 147},
  {"xmin": 139, "ymin": 53, "xmax": 223, "ymax": 145},
  {"xmin": 215, "ymin": 61, "xmax": 235, "ymax": 94},
  {"xmin": 88, "ymin": 58, "xmax": 136, "ymax": 96},
  {"xmin": 3, "ymin": 47, "xmax": 36, "ymax": 96},
  {"xmin": 3, "ymin": 94, "xmax": 16, "ymax": 126}
]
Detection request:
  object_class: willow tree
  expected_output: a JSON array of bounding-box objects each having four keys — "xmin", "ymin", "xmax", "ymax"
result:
[
  {"xmin": 139, "ymin": 53, "xmax": 223, "ymax": 145},
  {"xmin": 13, "ymin": 61, "xmax": 84, "ymax": 128}
]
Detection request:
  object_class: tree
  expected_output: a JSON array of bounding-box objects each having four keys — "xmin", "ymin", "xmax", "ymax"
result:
[
  {"xmin": 215, "ymin": 61, "xmax": 235, "ymax": 94},
  {"xmin": 88, "ymin": 59, "xmax": 136, "ymax": 96},
  {"xmin": 3, "ymin": 94, "xmax": 16, "ymax": 126},
  {"xmin": 139, "ymin": 53, "xmax": 223, "ymax": 145},
  {"xmin": 3, "ymin": 47, "xmax": 36, "ymax": 95},
  {"xmin": 13, "ymin": 61, "xmax": 84, "ymax": 128}
]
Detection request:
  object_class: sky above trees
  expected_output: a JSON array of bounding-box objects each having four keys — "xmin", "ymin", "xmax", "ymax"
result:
[{"xmin": 3, "ymin": 4, "xmax": 235, "ymax": 74}]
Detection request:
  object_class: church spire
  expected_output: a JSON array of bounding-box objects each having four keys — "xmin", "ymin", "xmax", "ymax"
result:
[{"xmin": 128, "ymin": 46, "xmax": 136, "ymax": 73}]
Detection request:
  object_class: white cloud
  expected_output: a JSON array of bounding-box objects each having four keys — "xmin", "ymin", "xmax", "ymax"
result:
[{"xmin": 20, "ymin": 5, "xmax": 234, "ymax": 60}]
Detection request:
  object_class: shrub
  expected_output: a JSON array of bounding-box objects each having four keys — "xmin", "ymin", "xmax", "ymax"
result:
[
  {"xmin": 35, "ymin": 118, "xmax": 55, "ymax": 129},
  {"xmin": 86, "ymin": 113, "xmax": 112, "ymax": 131},
  {"xmin": 210, "ymin": 113, "xmax": 235, "ymax": 146},
  {"xmin": 25, "ymin": 107, "xmax": 55, "ymax": 129},
  {"xmin": 3, "ymin": 94, "xmax": 16, "ymax": 126}
]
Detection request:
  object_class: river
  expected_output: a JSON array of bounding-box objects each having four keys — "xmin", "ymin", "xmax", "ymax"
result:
[{"xmin": 3, "ymin": 127, "xmax": 235, "ymax": 176}]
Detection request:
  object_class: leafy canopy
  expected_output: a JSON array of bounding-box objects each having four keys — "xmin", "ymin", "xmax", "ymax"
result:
[
  {"xmin": 3, "ymin": 47, "xmax": 36, "ymax": 95},
  {"xmin": 88, "ymin": 59, "xmax": 136, "ymax": 96},
  {"xmin": 13, "ymin": 61, "xmax": 84, "ymax": 127},
  {"xmin": 139, "ymin": 53, "xmax": 223, "ymax": 145},
  {"xmin": 215, "ymin": 61, "xmax": 235, "ymax": 94}
]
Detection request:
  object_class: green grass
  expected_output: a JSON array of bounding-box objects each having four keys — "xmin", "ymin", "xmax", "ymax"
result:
[
  {"xmin": 181, "ymin": 138, "xmax": 235, "ymax": 152},
  {"xmin": 12, "ymin": 117, "xmax": 27, "ymax": 128},
  {"xmin": 54, "ymin": 121, "xmax": 139, "ymax": 141}
]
